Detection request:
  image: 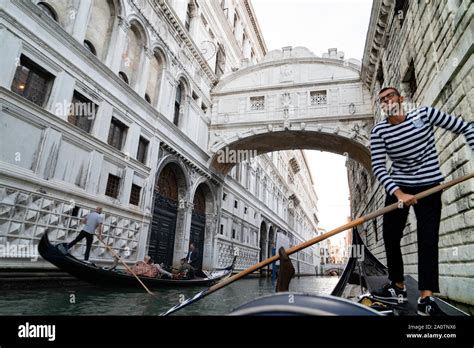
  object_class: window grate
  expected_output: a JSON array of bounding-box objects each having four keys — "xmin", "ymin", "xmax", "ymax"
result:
[
  {"xmin": 250, "ymin": 96, "xmax": 265, "ymax": 110},
  {"xmin": 310, "ymin": 91, "xmax": 327, "ymax": 105},
  {"xmin": 105, "ymin": 174, "xmax": 120, "ymax": 198},
  {"xmin": 129, "ymin": 184, "xmax": 141, "ymax": 205}
]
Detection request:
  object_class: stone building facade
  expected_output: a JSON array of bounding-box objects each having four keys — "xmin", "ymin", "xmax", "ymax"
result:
[
  {"xmin": 0, "ymin": 0, "xmax": 320, "ymax": 273},
  {"xmin": 349, "ymin": 0, "xmax": 474, "ymax": 306}
]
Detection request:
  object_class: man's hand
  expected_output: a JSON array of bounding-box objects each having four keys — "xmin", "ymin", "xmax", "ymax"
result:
[{"xmin": 394, "ymin": 189, "xmax": 417, "ymax": 206}]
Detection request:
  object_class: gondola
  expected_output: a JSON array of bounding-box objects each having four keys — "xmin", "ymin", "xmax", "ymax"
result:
[
  {"xmin": 38, "ymin": 232, "xmax": 235, "ymax": 288},
  {"xmin": 229, "ymin": 228, "xmax": 469, "ymax": 316}
]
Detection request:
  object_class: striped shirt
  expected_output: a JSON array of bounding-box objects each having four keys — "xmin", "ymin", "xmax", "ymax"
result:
[{"xmin": 370, "ymin": 106, "xmax": 474, "ymax": 195}]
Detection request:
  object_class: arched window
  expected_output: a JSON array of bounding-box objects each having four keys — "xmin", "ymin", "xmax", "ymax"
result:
[
  {"xmin": 145, "ymin": 50, "xmax": 165, "ymax": 107},
  {"xmin": 173, "ymin": 83, "xmax": 183, "ymax": 126},
  {"xmin": 144, "ymin": 93, "xmax": 151, "ymax": 103},
  {"xmin": 37, "ymin": 2, "xmax": 58, "ymax": 21},
  {"xmin": 120, "ymin": 24, "xmax": 145, "ymax": 87},
  {"xmin": 215, "ymin": 43, "xmax": 226, "ymax": 78},
  {"xmin": 83, "ymin": 40, "xmax": 97, "ymax": 56},
  {"xmin": 84, "ymin": 0, "xmax": 116, "ymax": 62},
  {"xmin": 185, "ymin": 3, "xmax": 192, "ymax": 31},
  {"xmin": 118, "ymin": 71, "xmax": 129, "ymax": 84}
]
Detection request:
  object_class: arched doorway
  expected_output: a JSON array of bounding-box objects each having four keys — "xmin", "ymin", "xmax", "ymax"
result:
[
  {"xmin": 149, "ymin": 163, "xmax": 186, "ymax": 266},
  {"xmin": 189, "ymin": 184, "xmax": 207, "ymax": 270}
]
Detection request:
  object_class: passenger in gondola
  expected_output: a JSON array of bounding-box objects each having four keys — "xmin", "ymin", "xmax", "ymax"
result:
[
  {"xmin": 185, "ymin": 242, "xmax": 200, "ymax": 269},
  {"xmin": 130, "ymin": 256, "xmax": 173, "ymax": 279},
  {"xmin": 173, "ymin": 258, "xmax": 195, "ymax": 280}
]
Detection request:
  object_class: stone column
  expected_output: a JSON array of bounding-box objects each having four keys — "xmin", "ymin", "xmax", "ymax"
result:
[
  {"xmin": 172, "ymin": 200, "xmax": 193, "ymax": 267},
  {"xmin": 47, "ymin": 72, "xmax": 75, "ymax": 121},
  {"xmin": 118, "ymin": 167, "xmax": 134, "ymax": 205},
  {"xmin": 0, "ymin": 25, "xmax": 22, "ymax": 89},
  {"xmin": 155, "ymin": 67, "xmax": 168, "ymax": 112},
  {"xmin": 71, "ymin": 0, "xmax": 92, "ymax": 42},
  {"xmin": 135, "ymin": 47, "xmax": 153, "ymax": 98},
  {"xmin": 123, "ymin": 122, "xmax": 141, "ymax": 161},
  {"xmin": 91, "ymin": 102, "xmax": 113, "ymax": 142},
  {"xmin": 203, "ymin": 212, "xmax": 217, "ymax": 269},
  {"xmin": 142, "ymin": 136, "xmax": 161, "ymax": 213},
  {"xmin": 106, "ymin": 17, "xmax": 130, "ymax": 74},
  {"xmin": 84, "ymin": 150, "xmax": 104, "ymax": 194}
]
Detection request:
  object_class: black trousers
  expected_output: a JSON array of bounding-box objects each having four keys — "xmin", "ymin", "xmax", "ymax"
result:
[
  {"xmin": 67, "ymin": 230, "xmax": 94, "ymax": 261},
  {"xmin": 383, "ymin": 184, "xmax": 442, "ymax": 292}
]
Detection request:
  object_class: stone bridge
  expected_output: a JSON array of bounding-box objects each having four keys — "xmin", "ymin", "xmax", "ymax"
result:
[
  {"xmin": 208, "ymin": 47, "xmax": 375, "ymax": 174},
  {"xmin": 321, "ymin": 264, "xmax": 346, "ymax": 276}
]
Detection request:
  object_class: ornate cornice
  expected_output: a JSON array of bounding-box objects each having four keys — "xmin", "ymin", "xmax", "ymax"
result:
[
  {"xmin": 151, "ymin": 0, "xmax": 218, "ymax": 85},
  {"xmin": 243, "ymin": 0, "xmax": 268, "ymax": 55},
  {"xmin": 361, "ymin": 0, "xmax": 394, "ymax": 88}
]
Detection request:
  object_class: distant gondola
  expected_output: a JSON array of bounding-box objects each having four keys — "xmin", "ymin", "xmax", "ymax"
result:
[{"xmin": 38, "ymin": 232, "xmax": 235, "ymax": 288}]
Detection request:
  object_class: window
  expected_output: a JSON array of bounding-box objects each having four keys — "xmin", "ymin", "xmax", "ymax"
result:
[
  {"xmin": 242, "ymin": 32, "xmax": 247, "ymax": 47},
  {"xmin": 129, "ymin": 184, "xmax": 141, "ymax": 205},
  {"xmin": 220, "ymin": 224, "xmax": 224, "ymax": 235},
  {"xmin": 136, "ymin": 136, "xmax": 149, "ymax": 164},
  {"xmin": 118, "ymin": 71, "xmax": 129, "ymax": 84},
  {"xmin": 192, "ymin": 91, "xmax": 199, "ymax": 101},
  {"xmin": 402, "ymin": 59, "xmax": 417, "ymax": 100},
  {"xmin": 376, "ymin": 63, "xmax": 384, "ymax": 87},
  {"xmin": 200, "ymin": 14, "xmax": 208, "ymax": 27},
  {"xmin": 144, "ymin": 93, "xmax": 151, "ymax": 103},
  {"xmin": 201, "ymin": 103, "xmax": 208, "ymax": 113},
  {"xmin": 244, "ymin": 207, "xmax": 248, "ymax": 214},
  {"xmin": 310, "ymin": 91, "xmax": 327, "ymax": 105},
  {"xmin": 83, "ymin": 40, "xmax": 97, "ymax": 56},
  {"xmin": 107, "ymin": 117, "xmax": 128, "ymax": 150},
  {"xmin": 174, "ymin": 83, "xmax": 183, "ymax": 126},
  {"xmin": 250, "ymin": 96, "xmax": 265, "ymax": 110},
  {"xmin": 71, "ymin": 206, "xmax": 80, "ymax": 217},
  {"xmin": 11, "ymin": 55, "xmax": 54, "ymax": 107},
  {"xmin": 394, "ymin": 0, "xmax": 409, "ymax": 25},
  {"xmin": 185, "ymin": 3, "xmax": 192, "ymax": 31},
  {"xmin": 215, "ymin": 44, "xmax": 226, "ymax": 78},
  {"xmin": 233, "ymin": 12, "xmax": 238, "ymax": 32},
  {"xmin": 68, "ymin": 91, "xmax": 96, "ymax": 133},
  {"xmin": 208, "ymin": 29, "xmax": 215, "ymax": 39},
  {"xmin": 222, "ymin": 193, "xmax": 227, "ymax": 201},
  {"xmin": 232, "ymin": 229, "xmax": 236, "ymax": 239},
  {"xmin": 234, "ymin": 200, "xmax": 238, "ymax": 209},
  {"xmin": 105, "ymin": 174, "xmax": 121, "ymax": 198},
  {"xmin": 37, "ymin": 2, "xmax": 58, "ymax": 21}
]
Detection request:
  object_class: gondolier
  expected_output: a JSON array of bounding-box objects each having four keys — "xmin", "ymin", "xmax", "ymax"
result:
[
  {"xmin": 369, "ymin": 87, "xmax": 474, "ymax": 316},
  {"xmin": 65, "ymin": 206, "xmax": 104, "ymax": 262}
]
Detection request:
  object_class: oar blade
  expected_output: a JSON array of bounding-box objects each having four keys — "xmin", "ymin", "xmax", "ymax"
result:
[{"xmin": 160, "ymin": 289, "xmax": 209, "ymax": 316}]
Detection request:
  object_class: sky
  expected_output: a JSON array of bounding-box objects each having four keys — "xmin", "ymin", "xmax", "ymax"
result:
[{"xmin": 251, "ymin": 0, "xmax": 373, "ymax": 233}]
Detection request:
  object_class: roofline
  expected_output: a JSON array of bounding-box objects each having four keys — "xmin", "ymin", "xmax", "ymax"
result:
[{"xmin": 244, "ymin": 0, "xmax": 268, "ymax": 55}]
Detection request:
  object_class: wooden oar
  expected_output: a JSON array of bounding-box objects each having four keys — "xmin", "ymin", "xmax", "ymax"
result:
[
  {"xmin": 97, "ymin": 237, "xmax": 155, "ymax": 296},
  {"xmin": 161, "ymin": 172, "xmax": 474, "ymax": 316}
]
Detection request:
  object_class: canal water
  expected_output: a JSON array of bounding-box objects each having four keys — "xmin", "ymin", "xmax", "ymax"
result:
[{"xmin": 0, "ymin": 276, "xmax": 339, "ymax": 315}]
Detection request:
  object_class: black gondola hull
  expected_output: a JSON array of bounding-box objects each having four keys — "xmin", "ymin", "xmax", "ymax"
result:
[{"xmin": 38, "ymin": 232, "xmax": 233, "ymax": 288}]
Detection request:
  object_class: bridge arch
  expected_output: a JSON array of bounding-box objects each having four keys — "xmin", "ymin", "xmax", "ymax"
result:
[{"xmin": 209, "ymin": 47, "xmax": 374, "ymax": 175}]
